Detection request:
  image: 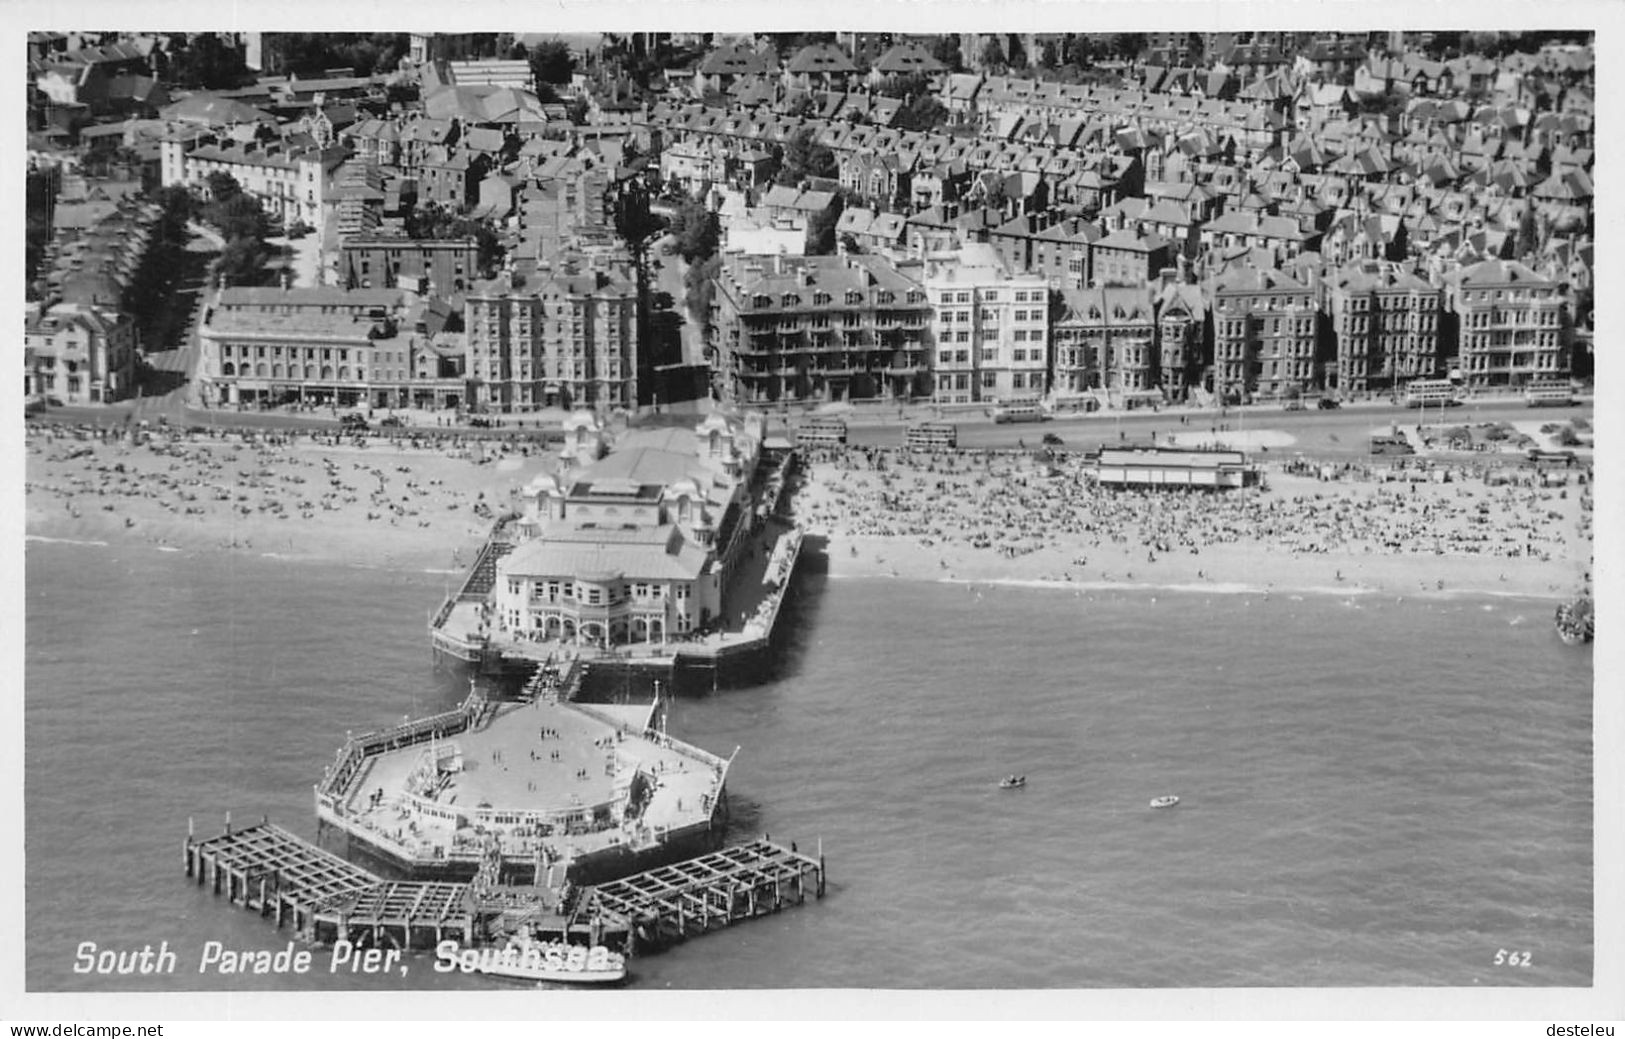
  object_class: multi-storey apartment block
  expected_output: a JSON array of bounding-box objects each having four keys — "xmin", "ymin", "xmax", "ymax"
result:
[{"xmin": 712, "ymin": 252, "xmax": 931, "ymax": 406}]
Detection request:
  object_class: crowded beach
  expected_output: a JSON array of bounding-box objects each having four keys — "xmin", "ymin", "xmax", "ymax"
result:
[
  {"xmin": 23, "ymin": 421, "xmax": 527, "ymax": 571},
  {"xmin": 24, "ymin": 416, "xmax": 1591, "ymax": 601},
  {"xmin": 790, "ymin": 441, "xmax": 1590, "ymax": 600}
]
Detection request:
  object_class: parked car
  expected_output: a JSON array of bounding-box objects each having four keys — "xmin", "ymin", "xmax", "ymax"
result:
[
  {"xmin": 1317, "ymin": 397, "xmax": 1342, "ymax": 410},
  {"xmin": 1283, "ymin": 399, "xmax": 1305, "ymax": 411},
  {"xmin": 339, "ymin": 412, "xmax": 369, "ymax": 431},
  {"xmin": 379, "ymin": 415, "xmax": 406, "ymax": 428}
]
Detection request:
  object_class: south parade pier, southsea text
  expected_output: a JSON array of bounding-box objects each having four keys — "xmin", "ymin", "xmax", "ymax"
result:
[{"xmin": 73, "ymin": 940, "xmax": 408, "ymax": 977}]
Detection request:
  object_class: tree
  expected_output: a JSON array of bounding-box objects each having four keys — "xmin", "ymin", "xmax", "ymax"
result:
[
  {"xmin": 806, "ymin": 197, "xmax": 843, "ymax": 256},
  {"xmin": 154, "ymin": 185, "xmax": 195, "ymax": 243},
  {"xmin": 1038, "ymin": 39, "xmax": 1059, "ymax": 70},
  {"xmin": 776, "ymin": 127, "xmax": 838, "ymax": 186},
  {"xmin": 529, "ymin": 40, "xmax": 576, "ymax": 86},
  {"xmin": 206, "ymin": 171, "xmax": 241, "ymax": 204},
  {"xmin": 888, "ymin": 74, "xmax": 950, "ymax": 132},
  {"xmin": 1006, "ymin": 37, "xmax": 1029, "ymax": 71},
  {"xmin": 930, "ymin": 35, "xmax": 965, "ymax": 73},
  {"xmin": 1106, "ymin": 33, "xmax": 1147, "ymax": 62},
  {"xmin": 205, "ymin": 193, "xmax": 270, "ymax": 243},
  {"xmin": 217, "ymin": 236, "xmax": 268, "ymax": 287},
  {"xmin": 668, "ymin": 198, "xmax": 720, "ymax": 262},
  {"xmin": 979, "ymin": 37, "xmax": 1005, "ymax": 71},
  {"xmin": 166, "ymin": 33, "xmax": 250, "ymax": 90},
  {"xmin": 683, "ymin": 254, "xmax": 722, "ymax": 327}
]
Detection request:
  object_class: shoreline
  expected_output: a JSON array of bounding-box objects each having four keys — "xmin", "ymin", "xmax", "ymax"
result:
[
  {"xmin": 26, "ymin": 427, "xmax": 1590, "ymax": 605},
  {"xmin": 791, "ymin": 450, "xmax": 1589, "ymax": 604}
]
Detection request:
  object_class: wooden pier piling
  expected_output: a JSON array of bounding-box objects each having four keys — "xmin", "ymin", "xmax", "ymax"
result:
[{"xmin": 187, "ymin": 820, "xmax": 827, "ymax": 959}]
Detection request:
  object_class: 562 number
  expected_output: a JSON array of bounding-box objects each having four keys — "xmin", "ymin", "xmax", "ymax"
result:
[{"xmin": 1493, "ymin": 949, "xmax": 1532, "ymax": 967}]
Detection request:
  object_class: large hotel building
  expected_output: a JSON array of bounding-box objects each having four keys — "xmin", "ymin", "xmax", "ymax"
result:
[
  {"xmin": 710, "ymin": 252, "xmax": 932, "ymax": 406},
  {"xmin": 464, "ymin": 267, "xmax": 639, "ymax": 413}
]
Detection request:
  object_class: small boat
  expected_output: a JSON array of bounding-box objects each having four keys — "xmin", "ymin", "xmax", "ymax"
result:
[
  {"xmin": 998, "ymin": 775, "xmax": 1027, "ymax": 789},
  {"xmin": 472, "ymin": 935, "xmax": 628, "ymax": 985},
  {"xmin": 1149, "ymin": 795, "xmax": 1180, "ymax": 809}
]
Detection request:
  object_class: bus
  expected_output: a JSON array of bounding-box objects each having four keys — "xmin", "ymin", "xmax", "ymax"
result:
[
  {"xmin": 1524, "ymin": 383, "xmax": 1576, "ymax": 407},
  {"xmin": 992, "ymin": 404, "xmax": 1051, "ymax": 424},
  {"xmin": 794, "ymin": 417, "xmax": 848, "ymax": 447},
  {"xmin": 903, "ymin": 422, "xmax": 958, "ymax": 451},
  {"xmin": 1403, "ymin": 379, "xmax": 1464, "ymax": 408}
]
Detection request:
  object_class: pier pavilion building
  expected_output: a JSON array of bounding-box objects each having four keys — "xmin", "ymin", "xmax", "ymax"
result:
[{"xmin": 490, "ymin": 410, "xmax": 769, "ymax": 648}]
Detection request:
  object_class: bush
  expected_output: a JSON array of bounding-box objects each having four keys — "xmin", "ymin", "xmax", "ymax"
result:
[{"xmin": 1555, "ymin": 426, "xmax": 1582, "ymax": 447}]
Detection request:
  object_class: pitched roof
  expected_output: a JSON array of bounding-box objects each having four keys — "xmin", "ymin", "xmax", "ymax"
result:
[{"xmin": 787, "ymin": 43, "xmax": 858, "ymax": 76}]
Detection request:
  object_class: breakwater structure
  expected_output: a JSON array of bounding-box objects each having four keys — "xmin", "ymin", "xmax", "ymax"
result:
[{"xmin": 184, "ymin": 816, "xmax": 824, "ymax": 957}]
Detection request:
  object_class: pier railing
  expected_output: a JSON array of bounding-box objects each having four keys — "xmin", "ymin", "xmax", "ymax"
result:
[
  {"xmin": 457, "ymin": 537, "xmax": 515, "ymax": 602},
  {"xmin": 316, "ymin": 691, "xmax": 484, "ymax": 806}
]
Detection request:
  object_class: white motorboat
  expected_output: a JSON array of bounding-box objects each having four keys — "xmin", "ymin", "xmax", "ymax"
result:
[
  {"xmin": 472, "ymin": 935, "xmax": 628, "ymax": 985},
  {"xmin": 1149, "ymin": 795, "xmax": 1180, "ymax": 809}
]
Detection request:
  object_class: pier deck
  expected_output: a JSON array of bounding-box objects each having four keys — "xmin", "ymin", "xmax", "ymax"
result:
[
  {"xmin": 586, "ymin": 837, "xmax": 825, "ymax": 950},
  {"xmin": 185, "ymin": 820, "xmax": 484, "ymax": 947},
  {"xmin": 186, "ymin": 821, "xmax": 827, "ymax": 958}
]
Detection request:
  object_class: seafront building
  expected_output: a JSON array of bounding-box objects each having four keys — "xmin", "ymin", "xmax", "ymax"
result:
[
  {"xmin": 25, "ymin": 33, "xmax": 1597, "ymax": 412},
  {"xmin": 711, "ymin": 252, "xmax": 932, "ymax": 405},
  {"xmin": 491, "ymin": 411, "xmax": 767, "ymax": 646},
  {"xmin": 923, "ymin": 244, "xmax": 1051, "ymax": 404},
  {"xmin": 1094, "ymin": 446, "xmax": 1260, "ymax": 489},
  {"xmin": 197, "ymin": 285, "xmax": 409, "ymax": 408},
  {"xmin": 463, "ymin": 266, "xmax": 639, "ymax": 413},
  {"xmin": 1444, "ymin": 258, "xmax": 1570, "ymax": 390},
  {"xmin": 1052, "ymin": 284, "xmax": 1158, "ymax": 398},
  {"xmin": 1210, "ymin": 263, "xmax": 1319, "ymax": 401},
  {"xmin": 23, "ymin": 299, "xmax": 138, "ymax": 404},
  {"xmin": 1324, "ymin": 260, "xmax": 1443, "ymax": 394}
]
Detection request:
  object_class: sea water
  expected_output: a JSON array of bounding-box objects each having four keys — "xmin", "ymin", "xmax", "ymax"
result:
[{"xmin": 24, "ymin": 541, "xmax": 1592, "ymax": 991}]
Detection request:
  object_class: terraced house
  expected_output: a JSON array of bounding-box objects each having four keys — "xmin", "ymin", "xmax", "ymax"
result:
[
  {"xmin": 1445, "ymin": 259, "xmax": 1569, "ymax": 390},
  {"xmin": 1210, "ymin": 263, "xmax": 1318, "ymax": 401},
  {"xmin": 1325, "ymin": 261, "xmax": 1442, "ymax": 394}
]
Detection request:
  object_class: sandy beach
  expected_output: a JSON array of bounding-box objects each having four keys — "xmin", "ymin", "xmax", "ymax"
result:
[
  {"xmin": 25, "ymin": 422, "xmax": 1591, "ymax": 603},
  {"xmin": 24, "ymin": 424, "xmax": 548, "ymax": 572},
  {"xmin": 789, "ymin": 447, "xmax": 1591, "ymax": 601}
]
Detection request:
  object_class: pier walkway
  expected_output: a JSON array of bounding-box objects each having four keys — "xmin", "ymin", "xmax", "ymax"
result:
[{"xmin": 585, "ymin": 837, "xmax": 825, "ymax": 951}]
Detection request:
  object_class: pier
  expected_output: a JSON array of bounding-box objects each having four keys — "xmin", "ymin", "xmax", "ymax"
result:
[
  {"xmin": 183, "ymin": 818, "xmax": 482, "ymax": 948},
  {"xmin": 185, "ymin": 819, "xmax": 825, "ymax": 957},
  {"xmin": 585, "ymin": 837, "xmax": 826, "ymax": 952}
]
